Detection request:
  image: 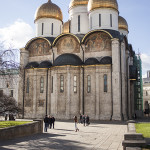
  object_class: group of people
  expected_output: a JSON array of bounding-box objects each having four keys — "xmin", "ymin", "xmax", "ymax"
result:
[
  {"xmin": 79, "ymin": 114, "xmax": 90, "ymax": 126},
  {"xmin": 44, "ymin": 115, "xmax": 55, "ymax": 132},
  {"xmin": 74, "ymin": 114, "xmax": 90, "ymax": 132}
]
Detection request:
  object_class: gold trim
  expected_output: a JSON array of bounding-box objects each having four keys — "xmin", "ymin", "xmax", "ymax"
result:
[
  {"xmin": 52, "ymin": 33, "xmax": 80, "ymax": 46},
  {"xmin": 25, "ymin": 37, "xmax": 51, "ymax": 49},
  {"xmin": 130, "ymin": 79, "xmax": 136, "ymax": 81},
  {"xmin": 82, "ymin": 29, "xmax": 113, "ymax": 43}
]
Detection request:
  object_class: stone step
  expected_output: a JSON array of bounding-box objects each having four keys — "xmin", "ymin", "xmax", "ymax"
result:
[
  {"xmin": 122, "ymin": 140, "xmax": 146, "ymax": 147},
  {"xmin": 124, "ymin": 133, "xmax": 144, "ymax": 140}
]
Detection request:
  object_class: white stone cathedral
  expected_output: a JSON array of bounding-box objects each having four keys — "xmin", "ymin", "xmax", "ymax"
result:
[{"xmin": 19, "ymin": 0, "xmax": 137, "ymax": 120}]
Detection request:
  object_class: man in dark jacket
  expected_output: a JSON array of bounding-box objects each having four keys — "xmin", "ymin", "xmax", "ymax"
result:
[
  {"xmin": 52, "ymin": 116, "xmax": 55, "ymax": 129},
  {"xmin": 44, "ymin": 115, "xmax": 49, "ymax": 132}
]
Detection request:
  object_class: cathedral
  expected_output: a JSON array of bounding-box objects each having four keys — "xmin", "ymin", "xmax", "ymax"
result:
[{"xmin": 19, "ymin": 0, "xmax": 137, "ymax": 120}]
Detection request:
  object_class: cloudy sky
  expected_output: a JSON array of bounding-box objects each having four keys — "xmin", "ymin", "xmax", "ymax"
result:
[{"xmin": 0, "ymin": 0, "xmax": 150, "ymax": 77}]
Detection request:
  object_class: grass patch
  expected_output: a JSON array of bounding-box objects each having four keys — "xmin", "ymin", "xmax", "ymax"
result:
[
  {"xmin": 0, "ymin": 121, "xmax": 32, "ymax": 129},
  {"xmin": 135, "ymin": 123, "xmax": 150, "ymax": 138}
]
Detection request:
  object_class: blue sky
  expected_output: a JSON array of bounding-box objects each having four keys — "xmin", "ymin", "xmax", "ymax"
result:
[{"xmin": 0, "ymin": 0, "xmax": 150, "ymax": 77}]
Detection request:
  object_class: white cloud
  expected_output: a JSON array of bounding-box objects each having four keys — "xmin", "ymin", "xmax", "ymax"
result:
[
  {"xmin": 141, "ymin": 53, "xmax": 150, "ymax": 78},
  {"xmin": 0, "ymin": 19, "xmax": 35, "ymax": 49}
]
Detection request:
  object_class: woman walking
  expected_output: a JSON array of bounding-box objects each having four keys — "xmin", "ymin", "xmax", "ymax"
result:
[{"xmin": 74, "ymin": 116, "xmax": 79, "ymax": 132}]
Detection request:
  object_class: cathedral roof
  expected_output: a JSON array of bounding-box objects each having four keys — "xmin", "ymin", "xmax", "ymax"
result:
[
  {"xmin": 85, "ymin": 58, "xmax": 99, "ymax": 65},
  {"xmin": 35, "ymin": 0, "xmax": 63, "ymax": 22},
  {"xmin": 62, "ymin": 21, "xmax": 70, "ymax": 34},
  {"xmin": 25, "ymin": 62, "xmax": 39, "ymax": 69},
  {"xmin": 53, "ymin": 53, "xmax": 83, "ymax": 66},
  {"xmin": 69, "ymin": 0, "xmax": 89, "ymax": 9},
  {"xmin": 118, "ymin": 16, "xmax": 128, "ymax": 32},
  {"xmin": 88, "ymin": 0, "xmax": 118, "ymax": 12},
  {"xmin": 38, "ymin": 61, "xmax": 52, "ymax": 68},
  {"xmin": 99, "ymin": 56, "xmax": 112, "ymax": 64}
]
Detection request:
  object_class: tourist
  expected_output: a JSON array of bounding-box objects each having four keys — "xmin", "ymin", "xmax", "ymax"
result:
[
  {"xmin": 79, "ymin": 114, "xmax": 82, "ymax": 123},
  {"xmin": 82, "ymin": 115, "xmax": 85, "ymax": 126},
  {"xmin": 52, "ymin": 116, "xmax": 55, "ymax": 129},
  {"xmin": 86, "ymin": 115, "xmax": 90, "ymax": 126},
  {"xmin": 44, "ymin": 115, "xmax": 49, "ymax": 132},
  {"xmin": 48, "ymin": 115, "xmax": 52, "ymax": 129},
  {"xmin": 74, "ymin": 116, "xmax": 79, "ymax": 132}
]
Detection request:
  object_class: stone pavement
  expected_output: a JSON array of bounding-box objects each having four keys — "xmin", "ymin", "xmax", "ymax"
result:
[{"xmin": 0, "ymin": 121, "xmax": 127, "ymax": 150}]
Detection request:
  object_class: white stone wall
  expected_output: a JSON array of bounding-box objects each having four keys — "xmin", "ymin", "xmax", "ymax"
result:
[
  {"xmin": 119, "ymin": 29, "xmax": 128, "ymax": 38},
  {"xmin": 89, "ymin": 9, "xmax": 118, "ymax": 31},
  {"xmin": 69, "ymin": 6, "xmax": 89, "ymax": 34},
  {"xmin": 35, "ymin": 18, "xmax": 62, "ymax": 37}
]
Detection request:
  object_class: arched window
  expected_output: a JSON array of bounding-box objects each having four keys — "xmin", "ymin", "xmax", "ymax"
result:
[
  {"xmin": 110, "ymin": 14, "xmax": 112, "ymax": 27},
  {"xmin": 40, "ymin": 77, "xmax": 44, "ymax": 93},
  {"xmin": 51, "ymin": 76, "xmax": 53, "ymax": 93},
  {"xmin": 87, "ymin": 75, "xmax": 91, "ymax": 93},
  {"xmin": 104, "ymin": 74, "xmax": 107, "ymax": 92},
  {"xmin": 74, "ymin": 75, "xmax": 77, "ymax": 93},
  {"xmin": 78, "ymin": 15, "xmax": 80, "ymax": 32},
  {"xmin": 60, "ymin": 75, "xmax": 64, "ymax": 93},
  {"xmin": 51, "ymin": 23, "xmax": 54, "ymax": 35},
  {"xmin": 99, "ymin": 14, "xmax": 101, "ymax": 27},
  {"xmin": 42, "ymin": 23, "xmax": 44, "ymax": 35},
  {"xmin": 26, "ymin": 78, "xmax": 29, "ymax": 93}
]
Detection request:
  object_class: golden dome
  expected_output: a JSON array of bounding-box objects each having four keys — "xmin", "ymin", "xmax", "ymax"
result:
[
  {"xmin": 35, "ymin": 0, "xmax": 63, "ymax": 22},
  {"xmin": 118, "ymin": 16, "xmax": 128, "ymax": 32},
  {"xmin": 69, "ymin": 0, "xmax": 89, "ymax": 9},
  {"xmin": 62, "ymin": 21, "xmax": 70, "ymax": 34},
  {"xmin": 88, "ymin": 0, "xmax": 118, "ymax": 12}
]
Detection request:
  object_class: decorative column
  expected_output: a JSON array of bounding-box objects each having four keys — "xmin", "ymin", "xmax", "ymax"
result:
[
  {"xmin": 18, "ymin": 48, "xmax": 29, "ymax": 118},
  {"xmin": 112, "ymin": 38, "xmax": 122, "ymax": 120},
  {"xmin": 66, "ymin": 66, "xmax": 71, "ymax": 119}
]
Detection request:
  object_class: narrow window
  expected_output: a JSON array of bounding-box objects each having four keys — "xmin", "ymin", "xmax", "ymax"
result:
[
  {"xmin": 42, "ymin": 23, "xmax": 44, "ymax": 35},
  {"xmin": 40, "ymin": 77, "xmax": 44, "ymax": 93},
  {"xmin": 74, "ymin": 75, "xmax": 77, "ymax": 93},
  {"xmin": 51, "ymin": 23, "xmax": 53, "ymax": 35},
  {"xmin": 110, "ymin": 14, "xmax": 112, "ymax": 27},
  {"xmin": 87, "ymin": 75, "xmax": 91, "ymax": 93},
  {"xmin": 78, "ymin": 15, "xmax": 80, "ymax": 32},
  {"xmin": 26, "ymin": 78, "xmax": 29, "ymax": 93},
  {"xmin": 99, "ymin": 14, "xmax": 101, "ymax": 27},
  {"xmin": 104, "ymin": 74, "xmax": 107, "ymax": 92},
  {"xmin": 90, "ymin": 17, "xmax": 92, "ymax": 29},
  {"xmin": 60, "ymin": 25, "xmax": 61, "ymax": 34},
  {"xmin": 51, "ymin": 76, "xmax": 53, "ymax": 93},
  {"xmin": 146, "ymin": 91, "xmax": 148, "ymax": 96},
  {"xmin": 10, "ymin": 90, "xmax": 13, "ymax": 97},
  {"xmin": 60, "ymin": 75, "xmax": 64, "ymax": 93}
]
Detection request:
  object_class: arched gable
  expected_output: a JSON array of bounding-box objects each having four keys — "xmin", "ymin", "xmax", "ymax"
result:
[
  {"xmin": 82, "ymin": 30, "xmax": 112, "ymax": 52},
  {"xmin": 25, "ymin": 37, "xmax": 52, "ymax": 57},
  {"xmin": 52, "ymin": 33, "xmax": 81, "ymax": 54}
]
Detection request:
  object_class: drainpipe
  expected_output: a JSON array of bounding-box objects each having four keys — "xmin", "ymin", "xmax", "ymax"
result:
[
  {"xmin": 120, "ymin": 41, "xmax": 123, "ymax": 120},
  {"xmin": 81, "ymin": 44, "xmax": 85, "ymax": 115},
  {"xmin": 22, "ymin": 69, "xmax": 25, "ymax": 119},
  {"xmin": 126, "ymin": 55, "xmax": 129, "ymax": 119},
  {"xmin": 46, "ymin": 69, "xmax": 49, "ymax": 115}
]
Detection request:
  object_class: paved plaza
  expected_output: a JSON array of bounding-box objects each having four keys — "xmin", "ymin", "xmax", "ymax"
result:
[{"xmin": 0, "ymin": 121, "xmax": 127, "ymax": 150}]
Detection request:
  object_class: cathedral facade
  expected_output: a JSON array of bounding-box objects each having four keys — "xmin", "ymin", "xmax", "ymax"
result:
[{"xmin": 19, "ymin": 0, "xmax": 136, "ymax": 120}]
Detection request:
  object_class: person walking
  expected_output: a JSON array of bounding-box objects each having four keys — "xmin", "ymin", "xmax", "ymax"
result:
[
  {"xmin": 86, "ymin": 115, "xmax": 90, "ymax": 126},
  {"xmin": 52, "ymin": 116, "xmax": 55, "ymax": 129},
  {"xmin": 44, "ymin": 115, "xmax": 49, "ymax": 132},
  {"xmin": 79, "ymin": 114, "xmax": 82, "ymax": 124},
  {"xmin": 82, "ymin": 115, "xmax": 85, "ymax": 126},
  {"xmin": 74, "ymin": 116, "xmax": 79, "ymax": 132},
  {"xmin": 48, "ymin": 116, "xmax": 52, "ymax": 129}
]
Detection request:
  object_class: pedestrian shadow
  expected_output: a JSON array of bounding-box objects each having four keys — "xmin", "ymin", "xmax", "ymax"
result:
[
  {"xmin": 55, "ymin": 128, "xmax": 74, "ymax": 132},
  {"xmin": 0, "ymin": 133, "xmax": 87, "ymax": 150}
]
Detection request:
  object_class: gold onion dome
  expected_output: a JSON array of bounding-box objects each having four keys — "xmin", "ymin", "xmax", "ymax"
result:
[
  {"xmin": 118, "ymin": 16, "xmax": 128, "ymax": 32},
  {"xmin": 88, "ymin": 0, "xmax": 118, "ymax": 12},
  {"xmin": 35, "ymin": 0, "xmax": 63, "ymax": 22},
  {"xmin": 69, "ymin": 0, "xmax": 89, "ymax": 9},
  {"xmin": 62, "ymin": 21, "xmax": 70, "ymax": 33}
]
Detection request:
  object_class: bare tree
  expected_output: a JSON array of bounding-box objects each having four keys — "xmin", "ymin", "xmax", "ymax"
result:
[{"xmin": 0, "ymin": 93, "xmax": 22, "ymax": 115}]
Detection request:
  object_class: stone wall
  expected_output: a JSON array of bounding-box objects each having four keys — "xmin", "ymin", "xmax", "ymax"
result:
[{"xmin": 0, "ymin": 120, "xmax": 43, "ymax": 140}]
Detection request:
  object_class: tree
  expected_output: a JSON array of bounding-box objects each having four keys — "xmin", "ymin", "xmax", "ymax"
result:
[{"xmin": 0, "ymin": 93, "xmax": 22, "ymax": 115}]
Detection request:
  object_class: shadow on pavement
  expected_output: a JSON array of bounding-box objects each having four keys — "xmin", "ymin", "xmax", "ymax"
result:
[{"xmin": 0, "ymin": 133, "xmax": 87, "ymax": 150}]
